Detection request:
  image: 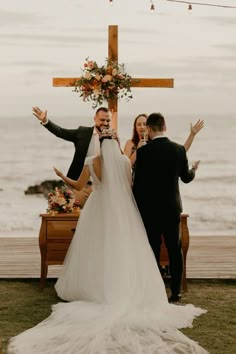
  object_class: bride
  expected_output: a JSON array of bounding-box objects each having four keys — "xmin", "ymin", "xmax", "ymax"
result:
[{"xmin": 8, "ymin": 129, "xmax": 208, "ymax": 354}]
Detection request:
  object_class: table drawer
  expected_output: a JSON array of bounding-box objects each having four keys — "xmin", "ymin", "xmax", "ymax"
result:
[
  {"xmin": 47, "ymin": 220, "xmax": 77, "ymax": 240},
  {"xmin": 47, "ymin": 242, "xmax": 71, "ymax": 262}
]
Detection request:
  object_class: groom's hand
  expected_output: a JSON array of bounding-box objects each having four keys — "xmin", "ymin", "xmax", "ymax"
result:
[
  {"xmin": 190, "ymin": 120, "xmax": 204, "ymax": 136},
  {"xmin": 192, "ymin": 160, "xmax": 200, "ymax": 171},
  {"xmin": 32, "ymin": 106, "xmax": 47, "ymax": 123}
]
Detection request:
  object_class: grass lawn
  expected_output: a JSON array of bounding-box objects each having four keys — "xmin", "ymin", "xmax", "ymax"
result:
[{"xmin": 0, "ymin": 279, "xmax": 235, "ymax": 353}]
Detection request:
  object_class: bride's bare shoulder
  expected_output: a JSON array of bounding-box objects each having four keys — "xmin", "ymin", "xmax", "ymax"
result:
[
  {"xmin": 93, "ymin": 155, "xmax": 101, "ymax": 165},
  {"xmin": 92, "ymin": 155, "xmax": 102, "ymax": 181}
]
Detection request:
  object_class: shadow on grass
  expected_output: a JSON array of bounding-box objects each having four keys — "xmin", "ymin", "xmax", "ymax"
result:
[{"xmin": 0, "ymin": 279, "xmax": 235, "ymax": 354}]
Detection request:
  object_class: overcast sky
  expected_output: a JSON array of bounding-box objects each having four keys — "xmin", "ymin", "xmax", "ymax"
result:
[{"xmin": 1, "ymin": 0, "xmax": 236, "ymax": 121}]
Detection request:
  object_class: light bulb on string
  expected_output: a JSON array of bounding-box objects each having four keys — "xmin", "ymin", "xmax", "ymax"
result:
[
  {"xmin": 166, "ymin": 0, "xmax": 236, "ymax": 10},
  {"xmin": 150, "ymin": 4, "xmax": 155, "ymax": 14},
  {"xmin": 188, "ymin": 4, "xmax": 192, "ymax": 13},
  {"xmin": 109, "ymin": 0, "xmax": 113, "ymax": 6}
]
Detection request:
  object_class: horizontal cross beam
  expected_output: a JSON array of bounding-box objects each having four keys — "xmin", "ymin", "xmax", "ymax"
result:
[{"xmin": 52, "ymin": 78, "xmax": 174, "ymax": 88}]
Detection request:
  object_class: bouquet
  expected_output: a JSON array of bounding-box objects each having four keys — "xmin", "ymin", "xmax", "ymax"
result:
[
  {"xmin": 47, "ymin": 187, "xmax": 80, "ymax": 214},
  {"xmin": 73, "ymin": 57, "xmax": 133, "ymax": 108}
]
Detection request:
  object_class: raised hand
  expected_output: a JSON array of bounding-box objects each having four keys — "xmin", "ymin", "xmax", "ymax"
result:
[
  {"xmin": 32, "ymin": 106, "xmax": 47, "ymax": 123},
  {"xmin": 192, "ymin": 160, "xmax": 200, "ymax": 171},
  {"xmin": 53, "ymin": 167, "xmax": 63, "ymax": 178},
  {"xmin": 190, "ymin": 119, "xmax": 204, "ymax": 135}
]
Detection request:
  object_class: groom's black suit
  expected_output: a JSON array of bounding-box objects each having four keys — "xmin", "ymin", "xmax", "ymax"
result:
[
  {"xmin": 43, "ymin": 120, "xmax": 94, "ymax": 180},
  {"xmin": 133, "ymin": 137, "xmax": 195, "ymax": 297}
]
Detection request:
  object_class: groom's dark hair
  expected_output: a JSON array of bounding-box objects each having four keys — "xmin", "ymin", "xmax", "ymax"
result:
[
  {"xmin": 146, "ymin": 113, "xmax": 166, "ymax": 132},
  {"xmin": 96, "ymin": 107, "xmax": 109, "ymax": 114}
]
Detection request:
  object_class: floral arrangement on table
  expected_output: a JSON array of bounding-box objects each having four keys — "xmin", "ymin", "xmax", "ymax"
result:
[
  {"xmin": 47, "ymin": 187, "xmax": 80, "ymax": 214},
  {"xmin": 73, "ymin": 57, "xmax": 133, "ymax": 108}
]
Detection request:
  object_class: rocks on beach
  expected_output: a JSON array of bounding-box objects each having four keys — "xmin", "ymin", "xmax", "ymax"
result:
[{"xmin": 24, "ymin": 180, "xmax": 66, "ymax": 198}]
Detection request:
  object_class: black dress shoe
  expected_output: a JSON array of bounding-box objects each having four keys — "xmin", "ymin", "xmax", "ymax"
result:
[{"xmin": 168, "ymin": 294, "xmax": 182, "ymax": 303}]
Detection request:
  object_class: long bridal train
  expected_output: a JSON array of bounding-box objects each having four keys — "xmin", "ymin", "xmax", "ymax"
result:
[
  {"xmin": 8, "ymin": 140, "xmax": 208, "ymax": 353},
  {"xmin": 8, "ymin": 300, "xmax": 208, "ymax": 353}
]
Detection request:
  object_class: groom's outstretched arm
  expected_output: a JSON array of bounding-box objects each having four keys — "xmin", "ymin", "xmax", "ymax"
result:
[
  {"xmin": 32, "ymin": 106, "xmax": 78, "ymax": 142},
  {"xmin": 42, "ymin": 119, "xmax": 78, "ymax": 143}
]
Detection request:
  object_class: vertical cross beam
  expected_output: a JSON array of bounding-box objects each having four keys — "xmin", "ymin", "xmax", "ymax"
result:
[{"xmin": 108, "ymin": 25, "xmax": 118, "ymax": 130}]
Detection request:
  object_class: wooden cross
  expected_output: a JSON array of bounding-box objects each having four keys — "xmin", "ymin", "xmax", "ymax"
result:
[{"xmin": 53, "ymin": 25, "xmax": 174, "ymax": 130}]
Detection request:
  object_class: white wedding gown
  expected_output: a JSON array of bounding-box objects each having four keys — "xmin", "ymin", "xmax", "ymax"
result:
[{"xmin": 8, "ymin": 139, "xmax": 209, "ymax": 354}]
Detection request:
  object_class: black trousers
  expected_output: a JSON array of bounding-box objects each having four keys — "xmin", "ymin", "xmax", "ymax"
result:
[{"xmin": 142, "ymin": 213, "xmax": 183, "ymax": 296}]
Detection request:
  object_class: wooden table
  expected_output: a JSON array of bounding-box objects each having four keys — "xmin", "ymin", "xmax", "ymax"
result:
[
  {"xmin": 39, "ymin": 213, "xmax": 79, "ymax": 289},
  {"xmin": 39, "ymin": 213, "xmax": 189, "ymax": 291}
]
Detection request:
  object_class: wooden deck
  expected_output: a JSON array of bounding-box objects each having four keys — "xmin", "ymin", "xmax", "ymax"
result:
[{"xmin": 0, "ymin": 236, "xmax": 235, "ymax": 279}]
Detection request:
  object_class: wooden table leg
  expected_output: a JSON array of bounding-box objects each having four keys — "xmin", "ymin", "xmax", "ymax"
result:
[
  {"xmin": 39, "ymin": 219, "xmax": 47, "ymax": 290},
  {"xmin": 39, "ymin": 255, "xmax": 47, "ymax": 290}
]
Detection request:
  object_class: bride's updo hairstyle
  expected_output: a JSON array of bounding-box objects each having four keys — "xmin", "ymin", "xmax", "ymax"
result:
[{"xmin": 99, "ymin": 128, "xmax": 117, "ymax": 144}]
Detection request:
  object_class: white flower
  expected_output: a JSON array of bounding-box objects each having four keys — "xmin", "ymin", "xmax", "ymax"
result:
[
  {"xmin": 95, "ymin": 73, "xmax": 101, "ymax": 81},
  {"xmin": 84, "ymin": 72, "xmax": 92, "ymax": 80},
  {"xmin": 57, "ymin": 197, "xmax": 67, "ymax": 206},
  {"xmin": 93, "ymin": 89, "xmax": 100, "ymax": 97},
  {"xmin": 101, "ymin": 74, "xmax": 112, "ymax": 83}
]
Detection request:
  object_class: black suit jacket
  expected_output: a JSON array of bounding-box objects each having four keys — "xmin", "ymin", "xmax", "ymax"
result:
[
  {"xmin": 43, "ymin": 120, "xmax": 94, "ymax": 180},
  {"xmin": 132, "ymin": 137, "xmax": 195, "ymax": 219}
]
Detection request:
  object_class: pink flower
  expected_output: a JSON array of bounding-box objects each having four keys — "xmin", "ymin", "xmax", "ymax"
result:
[
  {"xmin": 87, "ymin": 60, "xmax": 95, "ymax": 69},
  {"xmin": 102, "ymin": 74, "xmax": 112, "ymax": 83}
]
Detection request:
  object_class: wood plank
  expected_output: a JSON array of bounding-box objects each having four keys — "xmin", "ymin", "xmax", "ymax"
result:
[
  {"xmin": 0, "ymin": 236, "xmax": 235, "ymax": 279},
  {"xmin": 108, "ymin": 24, "xmax": 118, "ymax": 62},
  {"xmin": 130, "ymin": 78, "xmax": 174, "ymax": 88},
  {"xmin": 52, "ymin": 78, "xmax": 174, "ymax": 88}
]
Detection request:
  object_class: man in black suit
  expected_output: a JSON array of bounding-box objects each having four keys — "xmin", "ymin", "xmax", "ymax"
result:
[
  {"xmin": 32, "ymin": 106, "xmax": 111, "ymax": 180},
  {"xmin": 132, "ymin": 112, "xmax": 200, "ymax": 303},
  {"xmin": 32, "ymin": 106, "xmax": 111, "ymax": 207}
]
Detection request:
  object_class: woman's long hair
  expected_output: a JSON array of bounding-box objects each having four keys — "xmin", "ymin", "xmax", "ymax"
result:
[{"xmin": 131, "ymin": 114, "xmax": 148, "ymax": 147}]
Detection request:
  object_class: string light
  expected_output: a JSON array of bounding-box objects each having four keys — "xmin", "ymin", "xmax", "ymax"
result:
[
  {"xmin": 107, "ymin": 0, "xmax": 236, "ymax": 10},
  {"xmin": 166, "ymin": 0, "xmax": 236, "ymax": 9},
  {"xmin": 150, "ymin": 1, "xmax": 155, "ymax": 13}
]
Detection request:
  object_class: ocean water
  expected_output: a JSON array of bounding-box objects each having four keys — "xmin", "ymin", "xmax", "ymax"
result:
[{"xmin": 0, "ymin": 114, "xmax": 235, "ymax": 237}]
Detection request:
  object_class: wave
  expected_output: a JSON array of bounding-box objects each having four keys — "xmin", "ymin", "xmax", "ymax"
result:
[
  {"xmin": 194, "ymin": 175, "xmax": 236, "ymax": 183},
  {"xmin": 199, "ymin": 159, "xmax": 232, "ymax": 165},
  {"xmin": 184, "ymin": 195, "xmax": 236, "ymax": 203}
]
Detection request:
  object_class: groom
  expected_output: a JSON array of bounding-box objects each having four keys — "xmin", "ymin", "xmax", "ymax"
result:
[{"xmin": 132, "ymin": 112, "xmax": 200, "ymax": 302}]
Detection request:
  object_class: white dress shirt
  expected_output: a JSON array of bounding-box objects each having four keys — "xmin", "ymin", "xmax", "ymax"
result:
[
  {"xmin": 86, "ymin": 127, "xmax": 100, "ymax": 157},
  {"xmin": 152, "ymin": 133, "xmax": 166, "ymax": 140}
]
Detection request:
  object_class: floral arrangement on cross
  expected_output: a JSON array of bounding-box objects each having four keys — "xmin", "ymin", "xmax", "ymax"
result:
[
  {"xmin": 47, "ymin": 187, "xmax": 80, "ymax": 214},
  {"xmin": 73, "ymin": 57, "xmax": 133, "ymax": 108}
]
